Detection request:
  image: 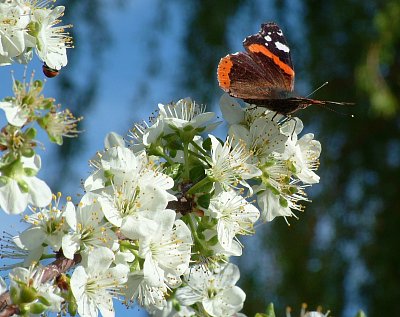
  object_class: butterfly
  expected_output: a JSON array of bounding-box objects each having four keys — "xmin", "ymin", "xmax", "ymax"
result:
[{"xmin": 217, "ymin": 22, "xmax": 353, "ymax": 115}]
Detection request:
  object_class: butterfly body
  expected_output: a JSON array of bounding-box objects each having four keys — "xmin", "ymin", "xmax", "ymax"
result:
[{"xmin": 217, "ymin": 22, "xmax": 352, "ymax": 115}]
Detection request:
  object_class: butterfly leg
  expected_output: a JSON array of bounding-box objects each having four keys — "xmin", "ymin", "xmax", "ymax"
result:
[
  {"xmin": 271, "ymin": 112, "xmax": 279, "ymax": 121},
  {"xmin": 290, "ymin": 117, "xmax": 297, "ymax": 140}
]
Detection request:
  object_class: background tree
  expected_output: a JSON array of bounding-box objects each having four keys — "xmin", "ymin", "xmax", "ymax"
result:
[{"xmin": 180, "ymin": 1, "xmax": 399, "ymax": 316}]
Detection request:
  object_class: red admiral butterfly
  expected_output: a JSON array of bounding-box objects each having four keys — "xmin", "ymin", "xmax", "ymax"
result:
[{"xmin": 217, "ymin": 22, "xmax": 352, "ymax": 115}]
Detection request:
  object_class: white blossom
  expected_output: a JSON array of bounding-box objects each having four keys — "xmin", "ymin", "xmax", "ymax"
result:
[
  {"xmin": 138, "ymin": 210, "xmax": 192, "ymax": 288},
  {"xmin": 206, "ymin": 190, "xmax": 259, "ymax": 250},
  {"xmin": 16, "ymin": 194, "xmax": 71, "ymax": 251},
  {"xmin": 176, "ymin": 263, "xmax": 245, "ymax": 317},
  {"xmin": 228, "ymin": 116, "xmax": 287, "ymax": 164},
  {"xmin": 70, "ymin": 247, "xmax": 129, "ymax": 317},
  {"xmin": 9, "ymin": 265, "xmax": 64, "ymax": 313},
  {"xmin": 125, "ymin": 272, "xmax": 168, "ymax": 313},
  {"xmin": 207, "ymin": 135, "xmax": 261, "ymax": 192},
  {"xmin": 151, "ymin": 300, "xmax": 196, "ymax": 317},
  {"xmin": 62, "ymin": 193, "xmax": 117, "ymax": 259},
  {"xmin": 0, "ymin": 1, "xmax": 34, "ymax": 63},
  {"xmin": 0, "ymin": 155, "xmax": 51, "ymax": 214},
  {"xmin": 159, "ymin": 98, "xmax": 218, "ymax": 132},
  {"xmin": 33, "ymin": 6, "xmax": 71, "ymax": 70}
]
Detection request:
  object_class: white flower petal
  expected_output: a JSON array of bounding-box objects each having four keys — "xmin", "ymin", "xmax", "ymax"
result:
[
  {"xmin": 120, "ymin": 214, "xmax": 158, "ymax": 240},
  {"xmin": 0, "ymin": 179, "xmax": 28, "ymax": 214},
  {"xmin": 18, "ymin": 227, "xmax": 45, "ymax": 250},
  {"xmin": 24, "ymin": 176, "xmax": 52, "ymax": 207},
  {"xmin": 257, "ymin": 189, "xmax": 294, "ymax": 222},
  {"xmin": 0, "ymin": 101, "xmax": 28, "ymax": 126},
  {"xmin": 104, "ymin": 132, "xmax": 125, "ymax": 149},
  {"xmin": 61, "ymin": 233, "xmax": 81, "ymax": 259},
  {"xmin": 0, "ymin": 277, "xmax": 6, "ymax": 294},
  {"xmin": 87, "ymin": 247, "xmax": 114, "ymax": 274},
  {"xmin": 220, "ymin": 94, "xmax": 244, "ymax": 125}
]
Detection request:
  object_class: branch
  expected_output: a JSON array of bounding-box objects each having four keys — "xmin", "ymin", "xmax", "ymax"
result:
[{"xmin": 0, "ymin": 253, "xmax": 81, "ymax": 317}]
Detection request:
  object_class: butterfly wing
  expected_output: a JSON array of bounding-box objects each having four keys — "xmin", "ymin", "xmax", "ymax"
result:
[
  {"xmin": 243, "ymin": 22, "xmax": 295, "ymax": 93},
  {"xmin": 218, "ymin": 52, "xmax": 282, "ymax": 100},
  {"xmin": 217, "ymin": 22, "xmax": 295, "ymax": 101}
]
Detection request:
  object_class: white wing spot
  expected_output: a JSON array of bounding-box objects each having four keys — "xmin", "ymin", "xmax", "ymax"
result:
[
  {"xmin": 275, "ymin": 41, "xmax": 290, "ymax": 52},
  {"xmin": 268, "ymin": 31, "xmax": 272, "ymax": 35},
  {"xmin": 277, "ymin": 30, "xmax": 283, "ymax": 36},
  {"xmin": 264, "ymin": 35, "xmax": 272, "ymax": 42}
]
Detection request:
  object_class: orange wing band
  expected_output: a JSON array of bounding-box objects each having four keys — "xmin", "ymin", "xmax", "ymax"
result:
[
  {"xmin": 217, "ymin": 56, "xmax": 233, "ymax": 91},
  {"xmin": 248, "ymin": 44, "xmax": 294, "ymax": 77}
]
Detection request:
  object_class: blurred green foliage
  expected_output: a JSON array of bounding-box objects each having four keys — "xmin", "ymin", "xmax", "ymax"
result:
[{"xmin": 179, "ymin": 1, "xmax": 399, "ymax": 316}]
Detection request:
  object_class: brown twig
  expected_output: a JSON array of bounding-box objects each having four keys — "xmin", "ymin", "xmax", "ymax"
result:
[{"xmin": 0, "ymin": 253, "xmax": 81, "ymax": 317}]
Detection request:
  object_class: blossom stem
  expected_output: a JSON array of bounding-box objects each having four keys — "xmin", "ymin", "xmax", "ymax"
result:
[
  {"xmin": 186, "ymin": 176, "xmax": 212, "ymax": 195},
  {"xmin": 183, "ymin": 141, "xmax": 190, "ymax": 180},
  {"xmin": 119, "ymin": 240, "xmax": 138, "ymax": 249},
  {"xmin": 183, "ymin": 214, "xmax": 210, "ymax": 256},
  {"xmin": 187, "ymin": 149, "xmax": 208, "ymax": 164},
  {"xmin": 189, "ymin": 140, "xmax": 209, "ymax": 157},
  {"xmin": 40, "ymin": 253, "xmax": 57, "ymax": 260},
  {"xmin": 150, "ymin": 145, "xmax": 175, "ymax": 165}
]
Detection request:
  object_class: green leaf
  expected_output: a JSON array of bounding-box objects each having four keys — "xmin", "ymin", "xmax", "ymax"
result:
[
  {"xmin": 207, "ymin": 234, "xmax": 219, "ymax": 246},
  {"xmin": 189, "ymin": 165, "xmax": 205, "ymax": 183},
  {"xmin": 183, "ymin": 125, "xmax": 194, "ymax": 132},
  {"xmin": 202, "ymin": 137, "xmax": 212, "ymax": 151},
  {"xmin": 169, "ymin": 148, "xmax": 177, "ymax": 158},
  {"xmin": 197, "ymin": 193, "xmax": 211, "ymax": 209},
  {"xmin": 192, "ymin": 180, "xmax": 213, "ymax": 194}
]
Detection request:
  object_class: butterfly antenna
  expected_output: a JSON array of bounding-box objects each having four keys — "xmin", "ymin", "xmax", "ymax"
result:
[
  {"xmin": 317, "ymin": 102, "xmax": 355, "ymax": 118},
  {"xmin": 306, "ymin": 81, "xmax": 329, "ymax": 97}
]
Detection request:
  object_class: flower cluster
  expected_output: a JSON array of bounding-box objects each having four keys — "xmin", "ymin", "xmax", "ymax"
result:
[
  {"xmin": 0, "ymin": 74, "xmax": 80, "ymax": 214},
  {"xmin": 1, "ymin": 95, "xmax": 323, "ymax": 317},
  {"xmin": 0, "ymin": 4, "xmax": 367, "ymax": 317},
  {"xmin": 220, "ymin": 94, "xmax": 321, "ymax": 222},
  {"xmin": 0, "ymin": 0, "xmax": 72, "ymax": 71},
  {"xmin": 8, "ymin": 265, "xmax": 64, "ymax": 315}
]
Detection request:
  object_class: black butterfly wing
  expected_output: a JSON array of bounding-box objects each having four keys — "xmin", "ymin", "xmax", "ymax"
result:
[{"xmin": 243, "ymin": 22, "xmax": 295, "ymax": 94}]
